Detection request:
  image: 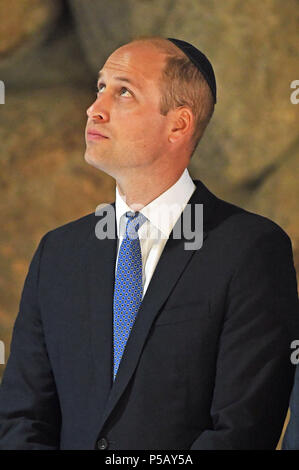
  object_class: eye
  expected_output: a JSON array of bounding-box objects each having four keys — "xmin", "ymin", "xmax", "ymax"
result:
[
  {"xmin": 96, "ymin": 83, "xmax": 105, "ymax": 95},
  {"xmin": 95, "ymin": 83, "xmax": 133, "ymax": 98},
  {"xmin": 120, "ymin": 87, "xmax": 132, "ymax": 97}
]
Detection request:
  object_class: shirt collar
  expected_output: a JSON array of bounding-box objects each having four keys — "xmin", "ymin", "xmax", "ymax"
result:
[{"xmin": 115, "ymin": 168, "xmax": 196, "ymax": 238}]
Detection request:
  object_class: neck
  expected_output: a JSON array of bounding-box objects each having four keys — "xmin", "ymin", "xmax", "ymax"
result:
[{"xmin": 116, "ymin": 167, "xmax": 187, "ymax": 210}]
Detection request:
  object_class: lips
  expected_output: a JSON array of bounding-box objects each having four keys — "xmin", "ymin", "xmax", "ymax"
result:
[{"xmin": 87, "ymin": 129, "xmax": 109, "ymax": 138}]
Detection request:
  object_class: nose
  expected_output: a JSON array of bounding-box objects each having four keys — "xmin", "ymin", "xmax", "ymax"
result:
[{"xmin": 86, "ymin": 95, "xmax": 110, "ymax": 122}]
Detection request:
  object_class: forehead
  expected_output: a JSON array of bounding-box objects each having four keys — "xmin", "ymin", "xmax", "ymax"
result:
[{"xmin": 100, "ymin": 42, "xmax": 167, "ymax": 84}]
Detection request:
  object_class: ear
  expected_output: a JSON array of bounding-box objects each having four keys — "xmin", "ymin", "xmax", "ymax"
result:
[{"xmin": 168, "ymin": 106, "xmax": 194, "ymax": 144}]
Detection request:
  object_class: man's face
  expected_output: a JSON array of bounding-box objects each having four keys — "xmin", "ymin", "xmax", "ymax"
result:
[{"xmin": 84, "ymin": 42, "xmax": 170, "ymax": 177}]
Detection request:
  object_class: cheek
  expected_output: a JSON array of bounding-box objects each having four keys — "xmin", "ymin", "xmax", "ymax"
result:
[{"xmin": 118, "ymin": 114, "xmax": 165, "ymax": 145}]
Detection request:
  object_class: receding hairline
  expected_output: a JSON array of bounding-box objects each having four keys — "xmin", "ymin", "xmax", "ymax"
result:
[
  {"xmin": 128, "ymin": 36, "xmax": 187, "ymax": 60},
  {"xmin": 105, "ymin": 37, "xmax": 179, "ymax": 75}
]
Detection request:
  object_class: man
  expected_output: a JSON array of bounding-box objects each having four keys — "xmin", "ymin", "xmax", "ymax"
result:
[{"xmin": 0, "ymin": 36, "xmax": 298, "ymax": 450}]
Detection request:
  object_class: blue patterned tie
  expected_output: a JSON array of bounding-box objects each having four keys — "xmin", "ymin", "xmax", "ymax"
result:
[{"xmin": 113, "ymin": 211, "xmax": 147, "ymax": 380}]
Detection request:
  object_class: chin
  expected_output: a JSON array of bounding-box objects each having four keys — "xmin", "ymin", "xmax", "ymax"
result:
[
  {"xmin": 84, "ymin": 150, "xmax": 95, "ymax": 166},
  {"xmin": 84, "ymin": 150, "xmax": 102, "ymax": 169},
  {"xmin": 84, "ymin": 150, "xmax": 115, "ymax": 177}
]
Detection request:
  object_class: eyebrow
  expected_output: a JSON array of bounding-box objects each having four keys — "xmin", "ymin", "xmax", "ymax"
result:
[{"xmin": 97, "ymin": 71, "xmax": 141, "ymax": 90}]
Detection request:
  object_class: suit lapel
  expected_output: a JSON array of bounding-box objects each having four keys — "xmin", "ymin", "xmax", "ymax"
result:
[
  {"xmin": 96, "ymin": 179, "xmax": 218, "ymax": 433},
  {"xmin": 85, "ymin": 208, "xmax": 117, "ymax": 406}
]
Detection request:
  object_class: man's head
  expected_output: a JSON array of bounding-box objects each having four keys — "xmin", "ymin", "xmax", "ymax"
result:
[{"xmin": 85, "ymin": 37, "xmax": 215, "ymax": 180}]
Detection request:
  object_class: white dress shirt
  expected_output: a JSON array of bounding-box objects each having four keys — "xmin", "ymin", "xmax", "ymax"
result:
[{"xmin": 115, "ymin": 168, "xmax": 196, "ymax": 299}]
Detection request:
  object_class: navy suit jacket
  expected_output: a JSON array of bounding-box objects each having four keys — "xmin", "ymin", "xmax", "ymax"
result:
[
  {"xmin": 283, "ymin": 365, "xmax": 299, "ymax": 449},
  {"xmin": 0, "ymin": 179, "xmax": 299, "ymax": 450}
]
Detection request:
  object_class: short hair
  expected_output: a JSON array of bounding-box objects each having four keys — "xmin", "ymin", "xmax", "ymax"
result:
[{"xmin": 130, "ymin": 36, "xmax": 215, "ymax": 156}]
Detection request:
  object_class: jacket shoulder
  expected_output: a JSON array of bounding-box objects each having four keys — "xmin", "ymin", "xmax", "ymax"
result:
[
  {"xmin": 42, "ymin": 203, "xmax": 115, "ymax": 251},
  {"xmin": 194, "ymin": 179, "xmax": 291, "ymax": 243},
  {"xmin": 213, "ymin": 195, "xmax": 292, "ymax": 248}
]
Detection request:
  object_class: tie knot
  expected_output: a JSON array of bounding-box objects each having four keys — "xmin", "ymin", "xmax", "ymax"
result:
[{"xmin": 125, "ymin": 211, "xmax": 147, "ymax": 239}]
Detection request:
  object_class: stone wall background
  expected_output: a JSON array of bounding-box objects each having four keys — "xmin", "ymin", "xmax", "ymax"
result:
[{"xmin": 0, "ymin": 0, "xmax": 298, "ymax": 447}]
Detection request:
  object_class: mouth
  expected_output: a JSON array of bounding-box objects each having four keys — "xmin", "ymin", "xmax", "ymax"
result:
[{"xmin": 86, "ymin": 130, "xmax": 109, "ymax": 141}]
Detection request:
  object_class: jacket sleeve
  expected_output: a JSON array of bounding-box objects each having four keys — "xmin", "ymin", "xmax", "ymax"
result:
[
  {"xmin": 0, "ymin": 233, "xmax": 61, "ymax": 449},
  {"xmin": 190, "ymin": 228, "xmax": 299, "ymax": 450}
]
